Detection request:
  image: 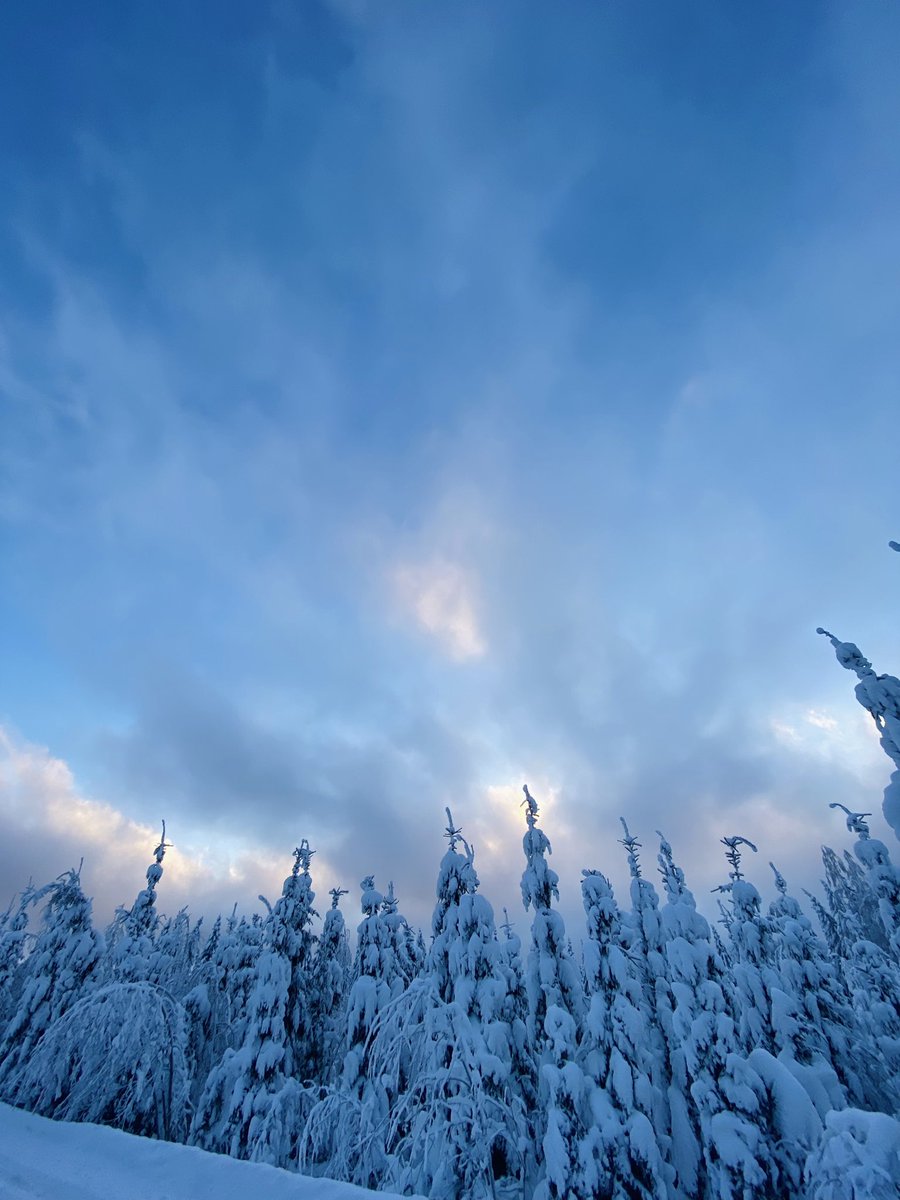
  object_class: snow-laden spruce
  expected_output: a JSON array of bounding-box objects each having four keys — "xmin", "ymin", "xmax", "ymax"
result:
[
  {"xmin": 518, "ymin": 786, "xmax": 643, "ymax": 1200},
  {"xmin": 579, "ymin": 867, "xmax": 667, "ymax": 1200},
  {"xmin": 616, "ymin": 821, "xmax": 674, "ymax": 1192},
  {"xmin": 106, "ymin": 822, "xmax": 170, "ymax": 984},
  {"xmin": 309, "ymin": 887, "xmax": 352, "ymax": 1087},
  {"xmin": 8, "ymin": 981, "xmax": 191, "ymax": 1140},
  {"xmin": 0, "ymin": 867, "xmax": 102, "ymax": 1096},
  {"xmin": 766, "ymin": 862, "xmax": 860, "ymax": 1111},
  {"xmin": 383, "ymin": 811, "xmax": 526, "ymax": 1199},
  {"xmin": 818, "ymin": 627, "xmax": 900, "ymax": 841},
  {"xmin": 190, "ymin": 844, "xmax": 320, "ymax": 1169},
  {"xmin": 829, "ymin": 803, "xmax": 900, "ymax": 958},
  {"xmin": 0, "ymin": 888, "xmax": 32, "ymax": 1028}
]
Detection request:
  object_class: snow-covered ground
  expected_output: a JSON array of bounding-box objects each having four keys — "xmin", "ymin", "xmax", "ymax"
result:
[{"xmin": 0, "ymin": 1102, "xmax": 418, "ymax": 1200}]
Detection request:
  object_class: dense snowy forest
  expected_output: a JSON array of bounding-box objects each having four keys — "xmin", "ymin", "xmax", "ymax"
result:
[{"xmin": 2, "ymin": 609, "xmax": 900, "ymax": 1198}]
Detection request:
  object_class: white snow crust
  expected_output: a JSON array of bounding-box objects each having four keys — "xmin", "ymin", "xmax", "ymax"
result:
[{"xmin": 0, "ymin": 1101, "xmax": 418, "ymax": 1200}]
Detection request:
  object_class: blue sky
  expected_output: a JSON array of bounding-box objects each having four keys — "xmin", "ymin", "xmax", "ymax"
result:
[{"xmin": 1, "ymin": 0, "xmax": 899, "ymax": 928}]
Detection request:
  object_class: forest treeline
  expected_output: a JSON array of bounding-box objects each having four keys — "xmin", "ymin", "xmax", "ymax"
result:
[{"xmin": 1, "ymin": 613, "xmax": 899, "ymax": 1198}]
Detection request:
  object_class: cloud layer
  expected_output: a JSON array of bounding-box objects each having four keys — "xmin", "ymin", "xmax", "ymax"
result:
[{"xmin": 1, "ymin": 2, "xmax": 899, "ymax": 934}]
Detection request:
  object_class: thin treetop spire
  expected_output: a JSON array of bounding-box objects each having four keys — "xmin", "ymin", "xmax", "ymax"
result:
[
  {"xmin": 292, "ymin": 840, "xmax": 315, "ymax": 876},
  {"xmin": 152, "ymin": 820, "xmax": 171, "ymax": 870},
  {"xmin": 656, "ymin": 831, "xmax": 688, "ymax": 903},
  {"xmin": 521, "ymin": 784, "xmax": 539, "ymax": 828},
  {"xmin": 720, "ymin": 835, "xmax": 757, "ymax": 882},
  {"xmin": 769, "ymin": 862, "xmax": 788, "ymax": 895},
  {"xmin": 619, "ymin": 818, "xmax": 642, "ymax": 878},
  {"xmin": 443, "ymin": 807, "xmax": 463, "ymax": 851}
]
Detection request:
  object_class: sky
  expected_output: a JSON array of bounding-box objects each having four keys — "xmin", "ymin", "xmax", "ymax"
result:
[{"xmin": 1, "ymin": 0, "xmax": 899, "ymax": 935}]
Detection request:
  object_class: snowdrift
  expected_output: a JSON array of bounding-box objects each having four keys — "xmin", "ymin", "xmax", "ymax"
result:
[{"xmin": 0, "ymin": 1101, "xmax": 419, "ymax": 1200}]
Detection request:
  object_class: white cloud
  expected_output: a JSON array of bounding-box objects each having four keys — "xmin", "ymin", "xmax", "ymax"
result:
[
  {"xmin": 770, "ymin": 718, "xmax": 801, "ymax": 745},
  {"xmin": 806, "ymin": 709, "xmax": 838, "ymax": 731},
  {"xmin": 768, "ymin": 702, "xmax": 885, "ymax": 777}
]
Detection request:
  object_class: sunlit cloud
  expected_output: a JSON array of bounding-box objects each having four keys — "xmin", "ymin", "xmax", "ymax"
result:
[
  {"xmin": 391, "ymin": 558, "xmax": 487, "ymax": 661},
  {"xmin": 470, "ymin": 779, "xmax": 561, "ymax": 859},
  {"xmin": 0, "ymin": 725, "xmax": 336, "ymax": 922}
]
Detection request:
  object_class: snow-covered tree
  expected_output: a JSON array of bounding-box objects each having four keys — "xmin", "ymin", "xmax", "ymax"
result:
[
  {"xmin": 213, "ymin": 909, "xmax": 265, "ymax": 1047},
  {"xmin": 429, "ymin": 810, "xmax": 480, "ymax": 1001},
  {"xmin": 309, "ymin": 886, "xmax": 352, "ymax": 1086},
  {"xmin": 766, "ymin": 863, "xmax": 861, "ymax": 1111},
  {"xmin": 497, "ymin": 906, "xmax": 535, "ymax": 1106},
  {"xmin": 820, "ymin": 844, "xmax": 887, "ymax": 955},
  {"xmin": 382, "ymin": 879, "xmax": 424, "ymax": 985},
  {"xmin": 843, "ymin": 935, "xmax": 900, "ymax": 1114},
  {"xmin": 518, "ymin": 787, "xmax": 608, "ymax": 1200},
  {"xmin": 374, "ymin": 812, "xmax": 527, "ymax": 1199},
  {"xmin": 579, "ymin": 868, "xmax": 667, "ymax": 1200},
  {"xmin": 0, "ymin": 866, "xmax": 103, "ymax": 1095},
  {"xmin": 154, "ymin": 907, "xmax": 199, "ymax": 996},
  {"xmin": 342, "ymin": 873, "xmax": 400, "ymax": 1100},
  {"xmin": 191, "ymin": 845, "xmax": 319, "ymax": 1169},
  {"xmin": 745, "ymin": 1046, "xmax": 823, "ymax": 1194},
  {"xmin": 618, "ymin": 821, "xmax": 674, "ymax": 1185},
  {"xmin": 829, "ymin": 803, "xmax": 900, "ymax": 958},
  {"xmin": 648, "ymin": 835, "xmax": 776, "ymax": 1198},
  {"xmin": 0, "ymin": 887, "xmax": 32, "ymax": 1028},
  {"xmin": 10, "ymin": 981, "xmax": 190, "ymax": 1140},
  {"xmin": 818, "ymin": 628, "xmax": 900, "ymax": 841},
  {"xmin": 191, "ymin": 933, "xmax": 299, "ymax": 1164},
  {"xmin": 705, "ymin": 839, "xmax": 823, "ymax": 1194},
  {"xmin": 301, "ymin": 872, "xmax": 407, "ymax": 1189},
  {"xmin": 519, "ymin": 786, "xmax": 584, "ymax": 1056},
  {"xmin": 656, "ymin": 831, "xmax": 722, "ymax": 1199},
  {"xmin": 690, "ymin": 1025, "xmax": 780, "ymax": 1197},
  {"xmin": 107, "ymin": 822, "xmax": 170, "ymax": 983},
  {"xmin": 818, "ymin": 816, "xmax": 900, "ymax": 1111},
  {"xmin": 270, "ymin": 840, "xmax": 319, "ymax": 1081},
  {"xmin": 715, "ymin": 835, "xmax": 798, "ymax": 1059}
]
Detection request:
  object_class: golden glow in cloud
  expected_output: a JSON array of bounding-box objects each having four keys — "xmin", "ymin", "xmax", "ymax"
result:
[
  {"xmin": 459, "ymin": 776, "xmax": 566, "ymax": 903},
  {"xmin": 392, "ymin": 557, "xmax": 487, "ymax": 661},
  {"xmin": 0, "ymin": 725, "xmax": 338, "ymax": 919}
]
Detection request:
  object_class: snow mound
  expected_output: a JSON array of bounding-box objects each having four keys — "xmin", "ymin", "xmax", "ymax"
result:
[
  {"xmin": 805, "ymin": 1107, "xmax": 900, "ymax": 1200},
  {"xmin": 0, "ymin": 1101, "xmax": 418, "ymax": 1200}
]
